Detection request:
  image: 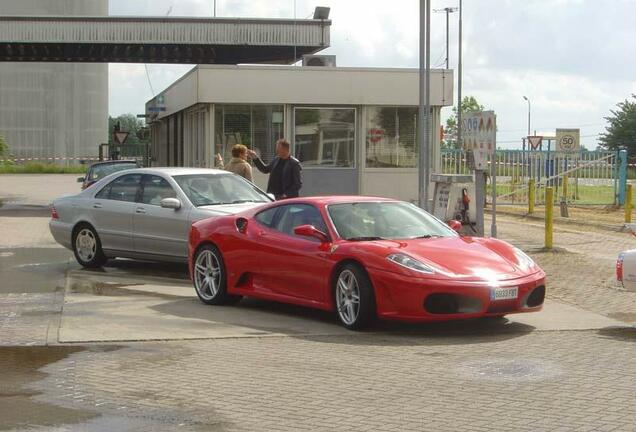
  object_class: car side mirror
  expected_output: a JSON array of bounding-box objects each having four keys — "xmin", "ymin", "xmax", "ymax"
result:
[
  {"xmin": 161, "ymin": 197, "xmax": 182, "ymax": 210},
  {"xmin": 77, "ymin": 177, "xmax": 85, "ymax": 183},
  {"xmin": 294, "ymin": 224, "xmax": 328, "ymax": 243},
  {"xmin": 448, "ymin": 219, "xmax": 462, "ymax": 233}
]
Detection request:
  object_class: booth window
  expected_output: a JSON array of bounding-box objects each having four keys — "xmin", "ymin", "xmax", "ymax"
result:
[
  {"xmin": 294, "ymin": 108, "xmax": 356, "ymax": 168},
  {"xmin": 366, "ymin": 107, "xmax": 418, "ymax": 168},
  {"xmin": 214, "ymin": 105, "xmax": 284, "ymax": 165}
]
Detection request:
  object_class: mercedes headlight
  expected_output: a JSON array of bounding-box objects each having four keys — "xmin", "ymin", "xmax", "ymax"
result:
[{"xmin": 387, "ymin": 253, "xmax": 435, "ymax": 274}]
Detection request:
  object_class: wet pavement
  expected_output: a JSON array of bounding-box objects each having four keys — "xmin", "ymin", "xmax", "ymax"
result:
[{"xmin": 1, "ymin": 174, "xmax": 636, "ymax": 431}]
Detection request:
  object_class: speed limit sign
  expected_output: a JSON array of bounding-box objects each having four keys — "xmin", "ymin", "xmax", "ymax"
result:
[{"xmin": 556, "ymin": 128, "xmax": 580, "ymax": 152}]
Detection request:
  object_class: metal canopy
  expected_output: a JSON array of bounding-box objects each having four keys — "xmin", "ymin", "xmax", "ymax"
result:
[{"xmin": 0, "ymin": 16, "xmax": 331, "ymax": 64}]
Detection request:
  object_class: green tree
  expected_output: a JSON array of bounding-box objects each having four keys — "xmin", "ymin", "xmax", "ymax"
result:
[
  {"xmin": 0, "ymin": 134, "xmax": 7, "ymax": 157},
  {"xmin": 599, "ymin": 94, "xmax": 636, "ymax": 156},
  {"xmin": 108, "ymin": 114, "xmax": 149, "ymax": 146},
  {"xmin": 444, "ymin": 96, "xmax": 485, "ymax": 149}
]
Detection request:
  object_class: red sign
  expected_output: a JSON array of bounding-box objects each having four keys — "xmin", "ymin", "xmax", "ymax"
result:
[
  {"xmin": 528, "ymin": 136, "xmax": 543, "ymax": 150},
  {"xmin": 114, "ymin": 132, "xmax": 130, "ymax": 145},
  {"xmin": 368, "ymin": 128, "xmax": 384, "ymax": 143}
]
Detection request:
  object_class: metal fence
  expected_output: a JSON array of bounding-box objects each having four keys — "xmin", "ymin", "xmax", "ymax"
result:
[{"xmin": 441, "ymin": 149, "xmax": 621, "ymax": 206}]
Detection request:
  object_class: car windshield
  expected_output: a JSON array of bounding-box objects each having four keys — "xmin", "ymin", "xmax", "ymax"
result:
[
  {"xmin": 88, "ymin": 162, "xmax": 137, "ymax": 181},
  {"xmin": 327, "ymin": 202, "xmax": 458, "ymax": 241},
  {"xmin": 173, "ymin": 174, "xmax": 271, "ymax": 207}
]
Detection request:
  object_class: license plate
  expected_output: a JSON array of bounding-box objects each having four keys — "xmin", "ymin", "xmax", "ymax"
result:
[{"xmin": 490, "ymin": 286, "xmax": 518, "ymax": 301}]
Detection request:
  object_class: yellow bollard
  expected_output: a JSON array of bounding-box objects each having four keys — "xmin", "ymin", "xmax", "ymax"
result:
[
  {"xmin": 562, "ymin": 175, "xmax": 568, "ymax": 202},
  {"xmin": 528, "ymin": 179, "xmax": 535, "ymax": 214},
  {"xmin": 626, "ymin": 184, "xmax": 633, "ymax": 224},
  {"xmin": 545, "ymin": 187, "xmax": 554, "ymax": 249}
]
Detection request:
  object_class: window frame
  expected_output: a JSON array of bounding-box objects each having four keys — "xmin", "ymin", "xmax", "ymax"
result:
[{"xmin": 293, "ymin": 106, "xmax": 357, "ymax": 170}]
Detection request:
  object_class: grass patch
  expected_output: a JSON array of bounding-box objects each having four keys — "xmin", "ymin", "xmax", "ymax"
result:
[
  {"xmin": 489, "ymin": 182, "xmax": 619, "ymax": 205},
  {"xmin": 0, "ymin": 162, "xmax": 87, "ymax": 174}
]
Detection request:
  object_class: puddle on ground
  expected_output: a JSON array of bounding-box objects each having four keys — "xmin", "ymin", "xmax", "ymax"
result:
[
  {"xmin": 597, "ymin": 327, "xmax": 636, "ymax": 342},
  {"xmin": 0, "ymin": 345, "xmax": 95, "ymax": 431},
  {"xmin": 68, "ymin": 280, "xmax": 186, "ymax": 300},
  {"xmin": 458, "ymin": 358, "xmax": 561, "ymax": 382},
  {"xmin": 607, "ymin": 312, "xmax": 636, "ymax": 324},
  {"xmin": 0, "ymin": 248, "xmax": 72, "ymax": 294}
]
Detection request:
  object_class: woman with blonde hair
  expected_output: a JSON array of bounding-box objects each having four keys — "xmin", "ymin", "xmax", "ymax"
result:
[{"xmin": 215, "ymin": 144, "xmax": 253, "ymax": 182}]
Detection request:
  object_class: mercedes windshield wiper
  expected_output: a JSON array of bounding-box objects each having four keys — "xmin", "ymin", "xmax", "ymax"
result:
[
  {"xmin": 346, "ymin": 236, "xmax": 387, "ymax": 241},
  {"xmin": 199, "ymin": 199, "xmax": 266, "ymax": 206},
  {"xmin": 410, "ymin": 235, "xmax": 441, "ymax": 239}
]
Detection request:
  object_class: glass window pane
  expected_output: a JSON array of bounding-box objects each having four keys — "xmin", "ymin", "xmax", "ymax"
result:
[
  {"xmin": 366, "ymin": 107, "xmax": 418, "ymax": 168},
  {"xmin": 273, "ymin": 204, "xmax": 327, "ymax": 240},
  {"xmin": 294, "ymin": 108, "xmax": 356, "ymax": 168},
  {"xmin": 255, "ymin": 207, "xmax": 278, "ymax": 228},
  {"xmin": 214, "ymin": 105, "xmax": 284, "ymax": 166},
  {"xmin": 106, "ymin": 174, "xmax": 142, "ymax": 202},
  {"xmin": 141, "ymin": 175, "xmax": 176, "ymax": 206}
]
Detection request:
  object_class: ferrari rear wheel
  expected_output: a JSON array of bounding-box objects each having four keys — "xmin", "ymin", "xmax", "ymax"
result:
[
  {"xmin": 334, "ymin": 264, "xmax": 376, "ymax": 330},
  {"xmin": 193, "ymin": 245, "xmax": 241, "ymax": 305}
]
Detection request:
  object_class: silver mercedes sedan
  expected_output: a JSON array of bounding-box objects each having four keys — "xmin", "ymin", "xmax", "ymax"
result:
[{"xmin": 49, "ymin": 168, "xmax": 273, "ymax": 268}]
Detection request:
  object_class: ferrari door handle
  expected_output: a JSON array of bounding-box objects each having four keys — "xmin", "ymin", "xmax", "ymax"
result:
[
  {"xmin": 92, "ymin": 203, "xmax": 102, "ymax": 209},
  {"xmin": 136, "ymin": 207, "xmax": 146, "ymax": 214}
]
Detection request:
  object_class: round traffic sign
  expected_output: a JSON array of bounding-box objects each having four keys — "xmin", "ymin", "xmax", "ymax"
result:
[{"xmin": 559, "ymin": 135, "xmax": 576, "ymax": 151}]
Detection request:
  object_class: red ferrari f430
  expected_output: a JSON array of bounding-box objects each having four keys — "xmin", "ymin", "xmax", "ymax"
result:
[{"xmin": 188, "ymin": 196, "xmax": 545, "ymax": 330}]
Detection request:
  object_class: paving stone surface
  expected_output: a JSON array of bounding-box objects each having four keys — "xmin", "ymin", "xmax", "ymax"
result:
[
  {"xmin": 492, "ymin": 214, "xmax": 636, "ymax": 323},
  {"xmin": 32, "ymin": 329, "xmax": 636, "ymax": 432}
]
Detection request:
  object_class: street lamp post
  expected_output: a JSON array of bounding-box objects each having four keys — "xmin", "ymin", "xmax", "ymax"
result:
[
  {"xmin": 418, "ymin": 0, "xmax": 431, "ymax": 211},
  {"xmin": 523, "ymin": 95, "xmax": 531, "ymax": 136},
  {"xmin": 523, "ymin": 96, "xmax": 531, "ymax": 182}
]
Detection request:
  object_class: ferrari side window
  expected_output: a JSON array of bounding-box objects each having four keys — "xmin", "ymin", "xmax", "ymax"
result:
[
  {"xmin": 255, "ymin": 207, "xmax": 278, "ymax": 228},
  {"xmin": 274, "ymin": 204, "xmax": 327, "ymax": 239}
]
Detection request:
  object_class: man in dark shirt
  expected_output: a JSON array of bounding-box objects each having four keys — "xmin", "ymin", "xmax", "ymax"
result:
[{"xmin": 248, "ymin": 139, "xmax": 302, "ymax": 200}]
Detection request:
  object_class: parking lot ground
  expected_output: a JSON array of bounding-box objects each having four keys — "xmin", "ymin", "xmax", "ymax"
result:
[{"xmin": 1, "ymin": 174, "xmax": 636, "ymax": 431}]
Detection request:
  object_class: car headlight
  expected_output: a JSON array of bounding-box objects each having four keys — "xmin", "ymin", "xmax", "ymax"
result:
[
  {"xmin": 387, "ymin": 253, "xmax": 435, "ymax": 274},
  {"xmin": 513, "ymin": 247, "xmax": 536, "ymax": 270}
]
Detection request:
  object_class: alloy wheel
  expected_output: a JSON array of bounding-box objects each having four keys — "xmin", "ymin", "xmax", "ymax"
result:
[
  {"xmin": 75, "ymin": 229, "xmax": 97, "ymax": 262},
  {"xmin": 336, "ymin": 269, "xmax": 361, "ymax": 325},
  {"xmin": 194, "ymin": 250, "xmax": 221, "ymax": 301}
]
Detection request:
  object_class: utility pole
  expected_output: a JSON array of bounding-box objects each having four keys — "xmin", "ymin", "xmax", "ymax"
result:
[
  {"xmin": 418, "ymin": 0, "xmax": 431, "ymax": 211},
  {"xmin": 456, "ymin": 0, "xmax": 463, "ymax": 149},
  {"xmin": 434, "ymin": 7, "xmax": 458, "ymax": 70},
  {"xmin": 214, "ymin": 0, "xmax": 217, "ymax": 17}
]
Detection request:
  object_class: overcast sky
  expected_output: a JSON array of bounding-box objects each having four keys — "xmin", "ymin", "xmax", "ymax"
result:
[{"xmin": 108, "ymin": 0, "xmax": 636, "ymax": 150}]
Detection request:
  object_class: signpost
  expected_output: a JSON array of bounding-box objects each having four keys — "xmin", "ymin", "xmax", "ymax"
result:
[
  {"xmin": 556, "ymin": 128, "xmax": 580, "ymax": 152},
  {"xmin": 528, "ymin": 135, "xmax": 543, "ymax": 150},
  {"xmin": 462, "ymin": 111, "xmax": 497, "ymax": 237},
  {"xmin": 114, "ymin": 131, "xmax": 129, "ymax": 145}
]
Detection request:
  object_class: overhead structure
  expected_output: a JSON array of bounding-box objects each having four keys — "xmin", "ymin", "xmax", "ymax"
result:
[{"xmin": 0, "ymin": 15, "xmax": 331, "ymax": 64}]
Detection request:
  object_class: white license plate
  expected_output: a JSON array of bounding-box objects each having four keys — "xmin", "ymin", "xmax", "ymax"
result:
[{"xmin": 490, "ymin": 286, "xmax": 518, "ymax": 301}]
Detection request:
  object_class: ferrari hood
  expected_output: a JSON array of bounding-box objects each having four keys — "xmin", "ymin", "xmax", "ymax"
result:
[{"xmin": 375, "ymin": 236, "xmax": 533, "ymax": 281}]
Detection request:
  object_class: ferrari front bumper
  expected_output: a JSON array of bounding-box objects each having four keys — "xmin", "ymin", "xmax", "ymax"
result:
[{"xmin": 369, "ymin": 268, "xmax": 546, "ymax": 322}]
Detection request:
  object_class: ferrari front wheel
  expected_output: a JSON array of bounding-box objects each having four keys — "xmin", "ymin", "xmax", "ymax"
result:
[
  {"xmin": 334, "ymin": 264, "xmax": 376, "ymax": 330},
  {"xmin": 193, "ymin": 245, "xmax": 241, "ymax": 305}
]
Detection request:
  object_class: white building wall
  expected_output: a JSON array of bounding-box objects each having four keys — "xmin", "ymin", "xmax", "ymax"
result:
[{"xmin": 0, "ymin": 0, "xmax": 108, "ymax": 163}]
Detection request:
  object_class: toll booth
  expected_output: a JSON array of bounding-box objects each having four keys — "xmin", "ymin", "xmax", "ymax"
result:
[{"xmin": 431, "ymin": 174, "xmax": 476, "ymax": 225}]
